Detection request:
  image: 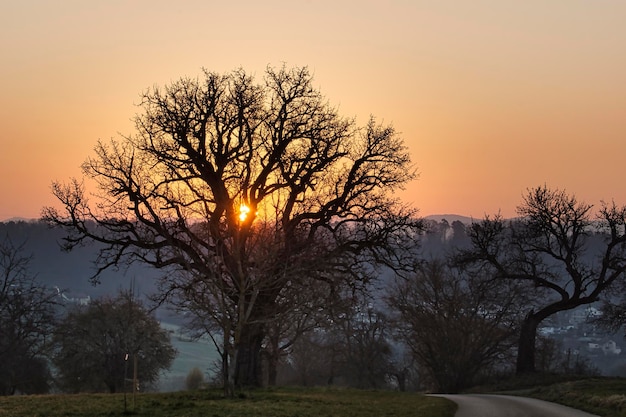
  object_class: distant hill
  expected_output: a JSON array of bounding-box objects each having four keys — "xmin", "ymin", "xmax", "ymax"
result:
[
  {"xmin": 424, "ymin": 214, "xmax": 478, "ymax": 224},
  {"xmin": 4, "ymin": 215, "xmax": 482, "ymax": 225},
  {"xmin": 0, "ymin": 215, "xmax": 477, "ymax": 299},
  {"xmin": 0, "ymin": 220, "xmax": 160, "ymax": 299},
  {"xmin": 1, "ymin": 216, "xmax": 32, "ymax": 223}
]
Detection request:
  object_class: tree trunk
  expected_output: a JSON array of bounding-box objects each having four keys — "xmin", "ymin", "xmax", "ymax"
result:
[
  {"xmin": 516, "ymin": 313, "xmax": 541, "ymax": 374},
  {"xmin": 395, "ymin": 369, "xmax": 406, "ymax": 392},
  {"xmin": 234, "ymin": 322, "xmax": 264, "ymax": 388},
  {"xmin": 265, "ymin": 329, "xmax": 280, "ymax": 386},
  {"xmin": 267, "ymin": 353, "xmax": 278, "ymax": 386},
  {"xmin": 221, "ymin": 350, "xmax": 232, "ymax": 397}
]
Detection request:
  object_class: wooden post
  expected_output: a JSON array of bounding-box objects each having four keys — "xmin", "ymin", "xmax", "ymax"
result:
[{"xmin": 133, "ymin": 353, "xmax": 138, "ymax": 407}]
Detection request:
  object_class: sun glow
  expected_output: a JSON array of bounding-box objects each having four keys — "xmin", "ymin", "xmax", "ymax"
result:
[{"xmin": 239, "ymin": 204, "xmax": 251, "ymax": 222}]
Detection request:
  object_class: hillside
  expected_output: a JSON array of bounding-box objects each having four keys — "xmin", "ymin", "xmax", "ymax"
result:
[
  {"xmin": 424, "ymin": 214, "xmax": 477, "ymax": 224},
  {"xmin": 0, "ymin": 220, "xmax": 160, "ymax": 298}
]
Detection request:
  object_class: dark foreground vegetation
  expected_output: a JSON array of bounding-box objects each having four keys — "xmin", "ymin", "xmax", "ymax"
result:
[{"xmin": 0, "ymin": 388, "xmax": 456, "ymax": 417}]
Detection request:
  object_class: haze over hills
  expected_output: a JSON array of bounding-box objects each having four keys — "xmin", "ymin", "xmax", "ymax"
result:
[
  {"xmin": 423, "ymin": 214, "xmax": 477, "ymax": 224},
  {"xmin": 2, "ymin": 214, "xmax": 480, "ymax": 224},
  {"xmin": 2, "ymin": 215, "xmax": 625, "ymax": 384},
  {"xmin": 0, "ymin": 214, "xmax": 479, "ymax": 301},
  {"xmin": 0, "ymin": 214, "xmax": 476, "ymax": 296},
  {"xmin": 0, "ymin": 219, "xmax": 160, "ymax": 299}
]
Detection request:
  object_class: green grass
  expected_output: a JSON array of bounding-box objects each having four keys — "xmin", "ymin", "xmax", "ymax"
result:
[
  {"xmin": 0, "ymin": 387, "xmax": 457, "ymax": 417},
  {"xmin": 471, "ymin": 374, "xmax": 626, "ymax": 417},
  {"xmin": 520, "ymin": 377, "xmax": 626, "ymax": 417}
]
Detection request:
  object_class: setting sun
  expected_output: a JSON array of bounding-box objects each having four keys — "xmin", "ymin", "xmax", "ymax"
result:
[
  {"xmin": 1, "ymin": 2, "xmax": 625, "ymax": 222},
  {"xmin": 239, "ymin": 204, "xmax": 251, "ymax": 223}
]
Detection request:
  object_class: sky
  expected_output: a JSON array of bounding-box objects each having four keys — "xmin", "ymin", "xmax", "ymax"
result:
[{"xmin": 1, "ymin": 0, "xmax": 625, "ymax": 221}]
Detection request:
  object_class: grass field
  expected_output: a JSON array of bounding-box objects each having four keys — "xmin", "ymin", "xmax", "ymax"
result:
[{"xmin": 0, "ymin": 388, "xmax": 457, "ymax": 417}]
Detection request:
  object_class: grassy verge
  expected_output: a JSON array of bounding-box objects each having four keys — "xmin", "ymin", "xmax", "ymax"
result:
[
  {"xmin": 520, "ymin": 377, "xmax": 626, "ymax": 417},
  {"xmin": 472, "ymin": 374, "xmax": 626, "ymax": 417},
  {"xmin": 0, "ymin": 387, "xmax": 457, "ymax": 417}
]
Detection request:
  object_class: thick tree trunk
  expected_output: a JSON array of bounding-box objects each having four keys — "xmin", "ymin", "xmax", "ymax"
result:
[
  {"xmin": 516, "ymin": 313, "xmax": 541, "ymax": 374},
  {"xmin": 265, "ymin": 329, "xmax": 280, "ymax": 386},
  {"xmin": 234, "ymin": 322, "xmax": 264, "ymax": 388},
  {"xmin": 267, "ymin": 353, "xmax": 278, "ymax": 386},
  {"xmin": 221, "ymin": 350, "xmax": 233, "ymax": 397}
]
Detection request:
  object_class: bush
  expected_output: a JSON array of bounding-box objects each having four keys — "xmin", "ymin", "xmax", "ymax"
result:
[{"xmin": 186, "ymin": 367, "xmax": 204, "ymax": 391}]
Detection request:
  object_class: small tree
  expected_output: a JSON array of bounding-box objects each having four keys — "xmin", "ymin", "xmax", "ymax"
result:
[
  {"xmin": 460, "ymin": 185, "xmax": 626, "ymax": 374},
  {"xmin": 387, "ymin": 259, "xmax": 524, "ymax": 392},
  {"xmin": 333, "ymin": 303, "xmax": 394, "ymax": 389},
  {"xmin": 0, "ymin": 235, "xmax": 56, "ymax": 395},
  {"xmin": 280, "ymin": 330, "xmax": 331, "ymax": 386},
  {"xmin": 53, "ymin": 291, "xmax": 176, "ymax": 393}
]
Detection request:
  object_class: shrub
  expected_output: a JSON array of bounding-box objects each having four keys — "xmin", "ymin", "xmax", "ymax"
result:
[{"xmin": 186, "ymin": 367, "xmax": 204, "ymax": 391}]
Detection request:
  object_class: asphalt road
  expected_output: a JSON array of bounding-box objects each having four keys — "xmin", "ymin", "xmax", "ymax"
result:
[{"xmin": 432, "ymin": 394, "xmax": 600, "ymax": 417}]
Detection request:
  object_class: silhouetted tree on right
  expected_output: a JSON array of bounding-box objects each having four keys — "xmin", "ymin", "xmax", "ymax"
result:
[{"xmin": 459, "ymin": 185, "xmax": 626, "ymax": 375}]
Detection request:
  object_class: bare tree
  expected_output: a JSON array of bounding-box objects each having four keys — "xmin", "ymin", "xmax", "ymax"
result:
[
  {"xmin": 334, "ymin": 302, "xmax": 394, "ymax": 389},
  {"xmin": 387, "ymin": 259, "xmax": 524, "ymax": 393},
  {"xmin": 595, "ymin": 281, "xmax": 626, "ymax": 339},
  {"xmin": 53, "ymin": 290, "xmax": 176, "ymax": 393},
  {"xmin": 261, "ymin": 272, "xmax": 334, "ymax": 387},
  {"xmin": 0, "ymin": 235, "xmax": 56, "ymax": 395},
  {"xmin": 278, "ymin": 291, "xmax": 394, "ymax": 389},
  {"xmin": 280, "ymin": 328, "xmax": 332, "ymax": 386},
  {"xmin": 43, "ymin": 65, "xmax": 421, "ymax": 389},
  {"xmin": 460, "ymin": 185, "xmax": 626, "ymax": 374}
]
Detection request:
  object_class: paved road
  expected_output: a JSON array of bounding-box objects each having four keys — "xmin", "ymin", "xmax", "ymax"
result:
[{"xmin": 432, "ymin": 394, "xmax": 599, "ymax": 417}]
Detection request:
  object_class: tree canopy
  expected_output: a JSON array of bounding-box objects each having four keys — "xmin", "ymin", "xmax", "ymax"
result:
[
  {"xmin": 388, "ymin": 258, "xmax": 524, "ymax": 392},
  {"xmin": 44, "ymin": 65, "xmax": 421, "ymax": 389}
]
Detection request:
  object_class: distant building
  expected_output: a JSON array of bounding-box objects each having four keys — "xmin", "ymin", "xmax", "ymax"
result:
[
  {"xmin": 54, "ymin": 286, "xmax": 91, "ymax": 305},
  {"xmin": 569, "ymin": 306, "xmax": 602, "ymax": 325},
  {"xmin": 602, "ymin": 340, "xmax": 622, "ymax": 356},
  {"xmin": 584, "ymin": 339, "xmax": 622, "ymax": 356}
]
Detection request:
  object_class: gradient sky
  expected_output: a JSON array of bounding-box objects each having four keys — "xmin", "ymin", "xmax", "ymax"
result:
[{"xmin": 1, "ymin": 1, "xmax": 625, "ymax": 221}]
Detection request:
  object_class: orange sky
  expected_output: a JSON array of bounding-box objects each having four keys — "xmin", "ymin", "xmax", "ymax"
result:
[{"xmin": 1, "ymin": 1, "xmax": 625, "ymax": 221}]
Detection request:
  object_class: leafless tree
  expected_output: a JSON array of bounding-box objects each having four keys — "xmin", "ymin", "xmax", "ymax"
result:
[
  {"xmin": 459, "ymin": 185, "xmax": 626, "ymax": 374},
  {"xmin": 0, "ymin": 236, "xmax": 57, "ymax": 395},
  {"xmin": 387, "ymin": 258, "xmax": 524, "ymax": 393},
  {"xmin": 43, "ymin": 65, "xmax": 421, "ymax": 389},
  {"xmin": 335, "ymin": 303, "xmax": 394, "ymax": 389},
  {"xmin": 261, "ymin": 272, "xmax": 335, "ymax": 387},
  {"xmin": 594, "ymin": 280, "xmax": 626, "ymax": 339},
  {"xmin": 278, "ymin": 292, "xmax": 394, "ymax": 389}
]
